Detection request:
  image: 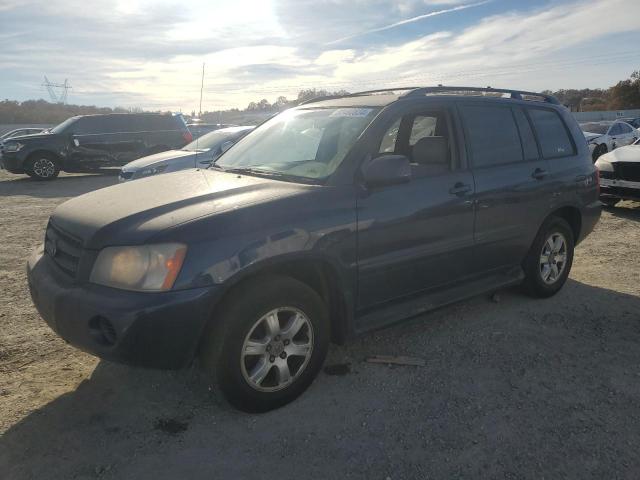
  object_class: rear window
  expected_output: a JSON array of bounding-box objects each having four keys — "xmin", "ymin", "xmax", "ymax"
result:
[
  {"xmin": 461, "ymin": 104, "xmax": 523, "ymax": 167},
  {"xmin": 529, "ymin": 109, "xmax": 575, "ymax": 158}
]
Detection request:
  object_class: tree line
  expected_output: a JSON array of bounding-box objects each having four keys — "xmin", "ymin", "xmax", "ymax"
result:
[{"xmin": 2, "ymin": 71, "xmax": 639, "ymax": 125}]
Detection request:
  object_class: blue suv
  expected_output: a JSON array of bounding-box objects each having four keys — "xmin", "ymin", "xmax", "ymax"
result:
[{"xmin": 27, "ymin": 86, "xmax": 601, "ymax": 411}]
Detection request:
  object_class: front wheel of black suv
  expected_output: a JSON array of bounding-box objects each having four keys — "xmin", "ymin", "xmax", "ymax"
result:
[
  {"xmin": 200, "ymin": 275, "xmax": 330, "ymax": 412},
  {"xmin": 522, "ymin": 216, "xmax": 574, "ymax": 298},
  {"xmin": 25, "ymin": 153, "xmax": 60, "ymax": 180}
]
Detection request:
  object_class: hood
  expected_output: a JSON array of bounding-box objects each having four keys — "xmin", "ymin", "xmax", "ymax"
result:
[
  {"xmin": 51, "ymin": 169, "xmax": 308, "ymax": 249},
  {"xmin": 583, "ymin": 132, "xmax": 604, "ymax": 142},
  {"xmin": 5, "ymin": 132, "xmax": 55, "ymax": 142},
  {"xmin": 598, "ymin": 145, "xmax": 640, "ymax": 164},
  {"xmin": 121, "ymin": 149, "xmax": 197, "ymax": 171}
]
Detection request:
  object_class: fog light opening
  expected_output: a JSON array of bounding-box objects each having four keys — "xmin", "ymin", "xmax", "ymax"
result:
[{"xmin": 89, "ymin": 316, "xmax": 118, "ymax": 346}]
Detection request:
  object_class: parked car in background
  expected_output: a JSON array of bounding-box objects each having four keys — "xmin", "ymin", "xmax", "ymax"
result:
[
  {"xmin": 580, "ymin": 121, "xmax": 639, "ymax": 161},
  {"xmin": 595, "ymin": 137, "xmax": 640, "ymax": 207},
  {"xmin": 119, "ymin": 126, "xmax": 254, "ymax": 182},
  {"xmin": 27, "ymin": 86, "xmax": 600, "ymax": 412},
  {"xmin": 621, "ymin": 117, "xmax": 640, "ymax": 129},
  {"xmin": 1, "ymin": 113, "xmax": 192, "ymax": 180},
  {"xmin": 0, "ymin": 127, "xmax": 48, "ymax": 161},
  {"xmin": 187, "ymin": 123, "xmax": 238, "ymax": 139}
]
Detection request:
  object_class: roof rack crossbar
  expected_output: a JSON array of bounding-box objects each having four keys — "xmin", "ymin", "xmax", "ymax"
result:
[
  {"xmin": 299, "ymin": 87, "xmax": 424, "ymax": 105},
  {"xmin": 402, "ymin": 86, "xmax": 560, "ymax": 104}
]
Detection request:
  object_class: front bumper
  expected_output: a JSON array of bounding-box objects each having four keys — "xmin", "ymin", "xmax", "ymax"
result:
[
  {"xmin": 27, "ymin": 248, "xmax": 219, "ymax": 369},
  {"xmin": 600, "ymin": 178, "xmax": 640, "ymax": 201},
  {"xmin": 1, "ymin": 151, "xmax": 26, "ymax": 173}
]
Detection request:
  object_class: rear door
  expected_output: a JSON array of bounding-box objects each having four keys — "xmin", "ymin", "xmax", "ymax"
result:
[
  {"xmin": 356, "ymin": 102, "xmax": 476, "ymax": 311},
  {"xmin": 459, "ymin": 101, "xmax": 553, "ymax": 272}
]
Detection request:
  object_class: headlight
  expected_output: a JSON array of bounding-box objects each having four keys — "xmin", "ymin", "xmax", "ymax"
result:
[
  {"xmin": 90, "ymin": 243, "xmax": 187, "ymax": 291},
  {"xmin": 4, "ymin": 142, "xmax": 24, "ymax": 152},
  {"xmin": 136, "ymin": 164, "xmax": 168, "ymax": 178}
]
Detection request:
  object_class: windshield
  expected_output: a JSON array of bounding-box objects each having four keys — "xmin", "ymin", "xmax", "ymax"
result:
[
  {"xmin": 581, "ymin": 123, "xmax": 610, "ymax": 135},
  {"xmin": 183, "ymin": 129, "xmax": 242, "ymax": 152},
  {"xmin": 215, "ymin": 107, "xmax": 379, "ymax": 180},
  {"xmin": 50, "ymin": 116, "xmax": 78, "ymax": 134}
]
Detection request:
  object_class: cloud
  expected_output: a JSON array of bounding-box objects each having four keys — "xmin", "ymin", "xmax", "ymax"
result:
[
  {"xmin": 326, "ymin": 1, "xmax": 492, "ymax": 45},
  {"xmin": 1, "ymin": 0, "xmax": 639, "ymax": 111}
]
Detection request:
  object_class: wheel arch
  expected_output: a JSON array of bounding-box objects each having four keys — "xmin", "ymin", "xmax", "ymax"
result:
[
  {"xmin": 549, "ymin": 205, "xmax": 582, "ymax": 244},
  {"xmin": 204, "ymin": 255, "xmax": 354, "ymax": 347},
  {"xmin": 26, "ymin": 149, "xmax": 61, "ymax": 163}
]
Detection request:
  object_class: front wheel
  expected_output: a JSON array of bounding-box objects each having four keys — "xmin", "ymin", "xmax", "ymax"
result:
[
  {"xmin": 592, "ymin": 144, "xmax": 607, "ymax": 162},
  {"xmin": 522, "ymin": 217, "xmax": 574, "ymax": 298},
  {"xmin": 200, "ymin": 275, "xmax": 329, "ymax": 412},
  {"xmin": 25, "ymin": 153, "xmax": 60, "ymax": 180}
]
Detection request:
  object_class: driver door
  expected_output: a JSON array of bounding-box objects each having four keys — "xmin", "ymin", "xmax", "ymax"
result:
[{"xmin": 356, "ymin": 104, "xmax": 476, "ymax": 313}]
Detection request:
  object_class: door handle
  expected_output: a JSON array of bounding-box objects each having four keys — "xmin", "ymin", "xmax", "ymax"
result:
[
  {"xmin": 449, "ymin": 182, "xmax": 472, "ymax": 196},
  {"xmin": 531, "ymin": 168, "xmax": 548, "ymax": 180}
]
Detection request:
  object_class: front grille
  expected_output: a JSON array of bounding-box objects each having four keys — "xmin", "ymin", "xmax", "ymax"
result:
[
  {"xmin": 45, "ymin": 222, "xmax": 83, "ymax": 278},
  {"xmin": 613, "ymin": 162, "xmax": 640, "ymax": 182}
]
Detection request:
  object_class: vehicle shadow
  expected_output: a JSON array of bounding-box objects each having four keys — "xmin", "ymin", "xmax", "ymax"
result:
[
  {"xmin": 603, "ymin": 201, "xmax": 640, "ymax": 222},
  {"xmin": 2, "ymin": 279, "xmax": 640, "ymax": 479},
  {"xmin": 0, "ymin": 171, "xmax": 119, "ymax": 199}
]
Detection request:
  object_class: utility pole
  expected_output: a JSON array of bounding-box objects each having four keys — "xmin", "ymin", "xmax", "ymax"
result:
[{"xmin": 198, "ymin": 63, "xmax": 205, "ymax": 118}]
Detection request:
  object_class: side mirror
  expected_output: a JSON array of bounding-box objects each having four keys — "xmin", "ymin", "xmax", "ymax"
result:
[
  {"xmin": 220, "ymin": 140, "xmax": 234, "ymax": 154},
  {"xmin": 362, "ymin": 154, "xmax": 411, "ymax": 187}
]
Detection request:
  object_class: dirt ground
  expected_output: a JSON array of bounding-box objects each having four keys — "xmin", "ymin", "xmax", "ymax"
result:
[{"xmin": 1, "ymin": 169, "xmax": 640, "ymax": 479}]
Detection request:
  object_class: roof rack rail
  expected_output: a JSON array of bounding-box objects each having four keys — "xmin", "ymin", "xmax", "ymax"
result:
[
  {"xmin": 299, "ymin": 87, "xmax": 423, "ymax": 105},
  {"xmin": 402, "ymin": 86, "xmax": 561, "ymax": 104}
]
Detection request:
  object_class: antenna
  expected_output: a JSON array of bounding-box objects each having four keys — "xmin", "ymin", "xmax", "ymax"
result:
[
  {"xmin": 198, "ymin": 63, "xmax": 205, "ymax": 117},
  {"xmin": 42, "ymin": 76, "xmax": 72, "ymax": 104}
]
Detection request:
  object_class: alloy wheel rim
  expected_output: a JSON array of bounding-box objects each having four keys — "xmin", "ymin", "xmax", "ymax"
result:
[
  {"xmin": 539, "ymin": 232, "xmax": 568, "ymax": 285},
  {"xmin": 240, "ymin": 307, "xmax": 314, "ymax": 392},
  {"xmin": 33, "ymin": 158, "xmax": 55, "ymax": 178}
]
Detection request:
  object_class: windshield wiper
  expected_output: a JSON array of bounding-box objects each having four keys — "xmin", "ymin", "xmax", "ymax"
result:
[{"xmin": 220, "ymin": 167, "xmax": 319, "ymax": 184}]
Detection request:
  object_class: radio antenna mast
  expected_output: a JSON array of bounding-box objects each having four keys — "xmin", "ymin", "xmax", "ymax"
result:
[{"xmin": 198, "ymin": 63, "xmax": 205, "ymax": 117}]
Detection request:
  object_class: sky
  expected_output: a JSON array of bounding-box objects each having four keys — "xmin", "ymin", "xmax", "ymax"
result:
[{"xmin": 1, "ymin": 0, "xmax": 639, "ymax": 112}]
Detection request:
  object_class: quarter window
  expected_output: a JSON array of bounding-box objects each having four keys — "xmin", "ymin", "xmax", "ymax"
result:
[
  {"xmin": 461, "ymin": 105, "xmax": 523, "ymax": 167},
  {"xmin": 528, "ymin": 108, "xmax": 575, "ymax": 158}
]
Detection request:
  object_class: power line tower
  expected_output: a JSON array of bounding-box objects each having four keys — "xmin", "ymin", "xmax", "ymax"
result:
[{"xmin": 42, "ymin": 76, "xmax": 72, "ymax": 104}]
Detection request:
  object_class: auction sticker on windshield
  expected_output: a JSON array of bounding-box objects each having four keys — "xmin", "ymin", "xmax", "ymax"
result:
[{"xmin": 329, "ymin": 108, "xmax": 373, "ymax": 117}]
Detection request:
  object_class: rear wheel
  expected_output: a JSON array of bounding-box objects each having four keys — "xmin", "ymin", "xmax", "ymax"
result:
[
  {"xmin": 25, "ymin": 153, "xmax": 60, "ymax": 180},
  {"xmin": 200, "ymin": 275, "xmax": 329, "ymax": 412},
  {"xmin": 522, "ymin": 217, "xmax": 574, "ymax": 298}
]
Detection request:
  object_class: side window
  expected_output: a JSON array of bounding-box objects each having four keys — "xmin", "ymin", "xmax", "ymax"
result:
[
  {"xmin": 619, "ymin": 123, "xmax": 632, "ymax": 134},
  {"xmin": 409, "ymin": 115, "xmax": 437, "ymax": 145},
  {"xmin": 608, "ymin": 123, "xmax": 621, "ymax": 136},
  {"xmin": 513, "ymin": 108, "xmax": 539, "ymax": 161},
  {"xmin": 377, "ymin": 110, "xmax": 452, "ymax": 176},
  {"xmin": 528, "ymin": 108, "xmax": 575, "ymax": 158},
  {"xmin": 460, "ymin": 104, "xmax": 523, "ymax": 167},
  {"xmin": 379, "ymin": 118, "xmax": 400, "ymax": 153}
]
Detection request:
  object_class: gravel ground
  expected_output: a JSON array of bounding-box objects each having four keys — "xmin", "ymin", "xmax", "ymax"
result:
[{"xmin": 1, "ymin": 169, "xmax": 640, "ymax": 479}]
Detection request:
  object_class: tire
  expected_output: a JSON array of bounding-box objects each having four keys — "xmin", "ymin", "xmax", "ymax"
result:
[
  {"xmin": 601, "ymin": 197, "xmax": 620, "ymax": 208},
  {"xmin": 592, "ymin": 144, "xmax": 607, "ymax": 162},
  {"xmin": 522, "ymin": 216, "xmax": 574, "ymax": 298},
  {"xmin": 25, "ymin": 153, "xmax": 60, "ymax": 180},
  {"xmin": 200, "ymin": 275, "xmax": 330, "ymax": 412}
]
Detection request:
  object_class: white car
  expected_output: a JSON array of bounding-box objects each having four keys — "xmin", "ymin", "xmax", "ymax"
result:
[
  {"xmin": 119, "ymin": 126, "xmax": 254, "ymax": 182},
  {"xmin": 580, "ymin": 121, "xmax": 639, "ymax": 161},
  {"xmin": 595, "ymin": 138, "xmax": 640, "ymax": 207}
]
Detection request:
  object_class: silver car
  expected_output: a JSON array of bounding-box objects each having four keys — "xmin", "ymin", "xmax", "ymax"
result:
[{"xmin": 119, "ymin": 126, "xmax": 254, "ymax": 182}]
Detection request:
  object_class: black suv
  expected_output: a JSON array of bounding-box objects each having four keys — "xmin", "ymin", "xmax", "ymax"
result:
[
  {"xmin": 2, "ymin": 113, "xmax": 192, "ymax": 180},
  {"xmin": 27, "ymin": 86, "xmax": 600, "ymax": 411}
]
